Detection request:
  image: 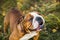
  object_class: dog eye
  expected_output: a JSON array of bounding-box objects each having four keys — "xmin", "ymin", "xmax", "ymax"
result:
[{"xmin": 29, "ymin": 17, "xmax": 33, "ymax": 21}]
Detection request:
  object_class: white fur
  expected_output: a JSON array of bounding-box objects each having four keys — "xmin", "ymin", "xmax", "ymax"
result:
[
  {"xmin": 20, "ymin": 31, "xmax": 37, "ymax": 40},
  {"xmin": 29, "ymin": 11, "xmax": 45, "ymax": 29}
]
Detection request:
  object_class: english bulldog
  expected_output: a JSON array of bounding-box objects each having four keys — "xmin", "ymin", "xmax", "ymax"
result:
[
  {"xmin": 20, "ymin": 12, "xmax": 45, "ymax": 40},
  {"xmin": 4, "ymin": 8, "xmax": 45, "ymax": 40}
]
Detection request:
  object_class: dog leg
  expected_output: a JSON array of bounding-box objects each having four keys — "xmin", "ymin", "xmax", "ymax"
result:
[
  {"xmin": 33, "ymin": 31, "xmax": 40, "ymax": 40},
  {"xmin": 20, "ymin": 31, "xmax": 37, "ymax": 40}
]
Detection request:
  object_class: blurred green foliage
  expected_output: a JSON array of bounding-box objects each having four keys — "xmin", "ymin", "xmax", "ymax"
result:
[{"xmin": 0, "ymin": 0, "xmax": 60, "ymax": 40}]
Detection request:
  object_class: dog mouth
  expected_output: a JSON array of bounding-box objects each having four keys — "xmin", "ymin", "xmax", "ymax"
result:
[
  {"xmin": 32, "ymin": 20, "xmax": 44, "ymax": 30},
  {"xmin": 33, "ymin": 24, "xmax": 43, "ymax": 31},
  {"xmin": 35, "ymin": 25, "xmax": 40, "ymax": 30},
  {"xmin": 29, "ymin": 23, "xmax": 43, "ymax": 31}
]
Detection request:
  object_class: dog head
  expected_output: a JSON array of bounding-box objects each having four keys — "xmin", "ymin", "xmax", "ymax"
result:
[{"xmin": 22, "ymin": 11, "xmax": 45, "ymax": 31}]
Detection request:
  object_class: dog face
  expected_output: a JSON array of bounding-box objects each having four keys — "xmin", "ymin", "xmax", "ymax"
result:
[{"xmin": 23, "ymin": 11, "xmax": 45, "ymax": 31}]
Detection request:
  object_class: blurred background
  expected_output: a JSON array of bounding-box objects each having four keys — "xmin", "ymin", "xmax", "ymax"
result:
[{"xmin": 0, "ymin": 0, "xmax": 60, "ymax": 40}]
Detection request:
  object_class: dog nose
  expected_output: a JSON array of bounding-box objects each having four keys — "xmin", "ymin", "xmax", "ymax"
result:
[{"xmin": 35, "ymin": 17, "xmax": 43, "ymax": 25}]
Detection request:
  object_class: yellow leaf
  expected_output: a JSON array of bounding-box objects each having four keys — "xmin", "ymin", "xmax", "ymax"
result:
[
  {"xmin": 2, "ymin": 11, "xmax": 6, "ymax": 16},
  {"xmin": 52, "ymin": 29, "xmax": 57, "ymax": 33}
]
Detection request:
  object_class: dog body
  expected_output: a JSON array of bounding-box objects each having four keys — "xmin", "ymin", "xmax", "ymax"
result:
[
  {"xmin": 4, "ymin": 8, "xmax": 25, "ymax": 40},
  {"xmin": 4, "ymin": 8, "xmax": 23, "ymax": 33},
  {"xmin": 4, "ymin": 8, "xmax": 45, "ymax": 40}
]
